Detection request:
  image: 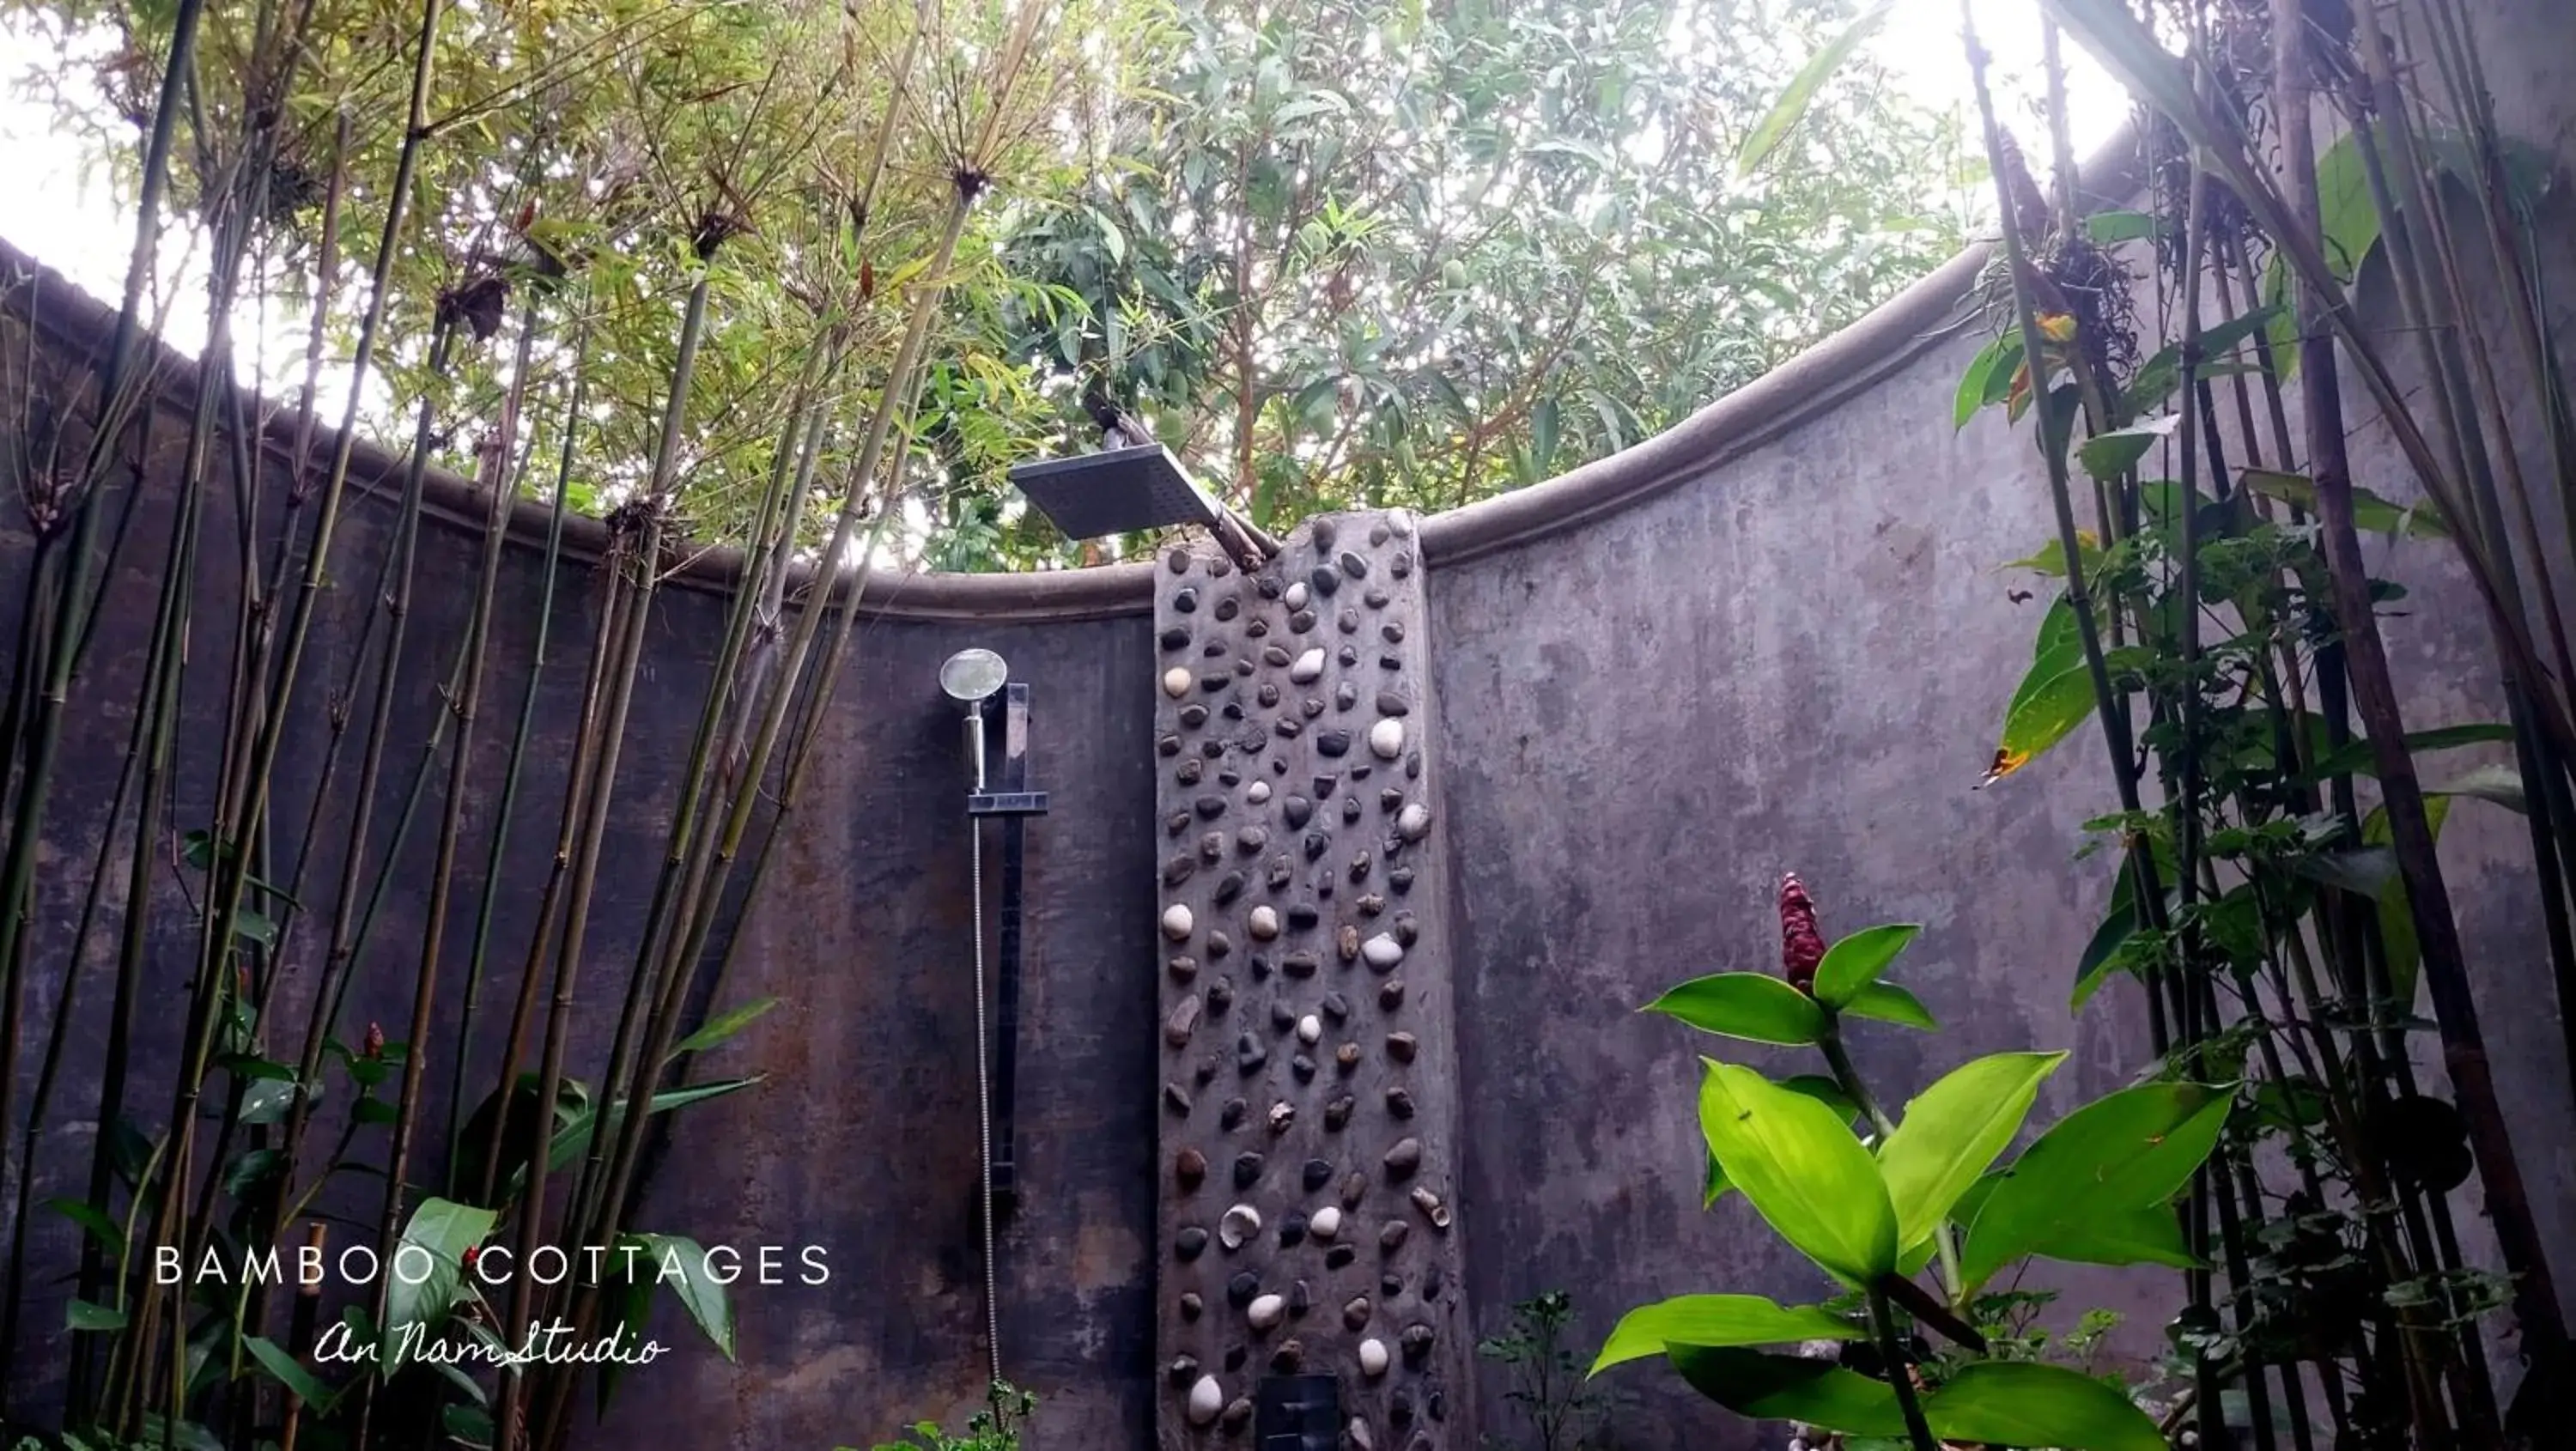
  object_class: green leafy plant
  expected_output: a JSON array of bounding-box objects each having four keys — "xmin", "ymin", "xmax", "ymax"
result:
[
  {"xmin": 1477, "ymin": 1290, "xmax": 1618, "ymax": 1451},
  {"xmin": 1600, "ymin": 877, "xmax": 2217, "ymax": 1450},
  {"xmin": 854, "ymin": 1381, "xmax": 1036, "ymax": 1451},
  {"xmin": 1931, "ymin": 1, "xmax": 2576, "ymax": 1441}
]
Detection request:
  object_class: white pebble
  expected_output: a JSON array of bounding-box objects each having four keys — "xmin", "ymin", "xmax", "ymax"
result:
[
  {"xmin": 1162, "ymin": 905, "xmax": 1194, "ymax": 941},
  {"xmin": 1163, "ymin": 667, "xmax": 1193, "ymax": 699},
  {"xmin": 1290, "ymin": 647, "xmax": 1326, "ymax": 683},
  {"xmin": 1369, "ymin": 719, "xmax": 1405, "ymax": 759}
]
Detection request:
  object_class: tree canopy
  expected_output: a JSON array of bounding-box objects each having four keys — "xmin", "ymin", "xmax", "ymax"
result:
[{"xmin": 4, "ymin": 0, "xmax": 1971, "ymax": 570}]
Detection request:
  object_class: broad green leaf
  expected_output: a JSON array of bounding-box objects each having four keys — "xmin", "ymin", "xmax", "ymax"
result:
[
  {"xmin": 670, "ymin": 997, "xmax": 781, "ymax": 1062},
  {"xmin": 2242, "ymin": 469, "xmax": 2449, "ymax": 539},
  {"xmin": 2033, "ymin": 1202, "xmax": 2197, "ymax": 1270},
  {"xmin": 1927, "ymin": 1361, "xmax": 2166, "ymax": 1450},
  {"xmin": 1989, "ymin": 652, "xmax": 2100, "ymax": 784},
  {"xmin": 243, "ymin": 1335, "xmax": 332, "ymax": 1408},
  {"xmin": 67, "ymin": 1298, "xmax": 126, "ymax": 1332},
  {"xmin": 1736, "ymin": 1, "xmax": 1897, "ymax": 176},
  {"xmin": 383, "ymin": 1198, "xmax": 496, "ymax": 1374},
  {"xmin": 2311, "ymin": 130, "xmax": 2380, "ymax": 283},
  {"xmin": 1645, "ymin": 974, "xmax": 1826, "ymax": 1046},
  {"xmin": 2070, "ymin": 897, "xmax": 2138, "ymax": 1011},
  {"xmin": 2076, "ymin": 414, "xmax": 2179, "ymax": 480},
  {"xmin": 240, "ymin": 1077, "xmax": 302, "ymax": 1127},
  {"xmin": 1810, "ymin": 924, "xmax": 1920, "ymax": 1009},
  {"xmin": 1592, "ymin": 1295, "xmax": 1862, "ymax": 1373},
  {"xmin": 1876, "ymin": 1051, "xmax": 2066, "ymax": 1254},
  {"xmin": 2033, "ymin": 596, "xmax": 2080, "ymax": 661},
  {"xmin": 1954, "ymin": 333, "xmax": 2020, "ymax": 429},
  {"xmin": 623, "ymin": 1233, "xmax": 737, "ymax": 1360},
  {"xmin": 1698, "ymin": 1060, "xmax": 1897, "ymax": 1286},
  {"xmin": 1705, "ymin": 1075, "xmax": 1862, "ymax": 1205},
  {"xmin": 1840, "ymin": 982, "xmax": 1936, "ymax": 1030},
  {"xmin": 1960, "ymin": 1080, "xmax": 2232, "ymax": 1293},
  {"xmin": 1669, "ymin": 1346, "xmax": 1906, "ymax": 1436}
]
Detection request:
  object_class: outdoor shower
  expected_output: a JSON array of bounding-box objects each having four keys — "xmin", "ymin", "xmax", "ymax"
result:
[{"xmin": 939, "ymin": 647, "xmax": 1048, "ymax": 1387}]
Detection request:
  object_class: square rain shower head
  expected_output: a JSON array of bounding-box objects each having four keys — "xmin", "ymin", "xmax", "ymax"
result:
[{"xmin": 1008, "ymin": 444, "xmax": 1220, "ymax": 540}]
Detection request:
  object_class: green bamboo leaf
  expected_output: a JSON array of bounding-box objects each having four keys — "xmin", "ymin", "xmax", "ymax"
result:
[
  {"xmin": 1810, "ymin": 924, "xmax": 1921, "ymax": 1009},
  {"xmin": 1840, "ymin": 981, "xmax": 1937, "ymax": 1031},
  {"xmin": 1736, "ymin": 1, "xmax": 1898, "ymax": 177},
  {"xmin": 2431, "ymin": 763, "xmax": 2526, "ymax": 815},
  {"xmin": 2299, "ymin": 721, "xmax": 2515, "ymax": 783},
  {"xmin": 243, "ymin": 1335, "xmax": 333, "ymax": 1409},
  {"xmin": 1592, "ymin": 1294, "xmax": 1862, "ymax": 1374},
  {"xmin": 66, "ymin": 1298, "xmax": 126, "ymax": 1333},
  {"xmin": 1876, "ymin": 1051, "xmax": 2066, "ymax": 1254},
  {"xmin": 46, "ymin": 1196, "xmax": 126, "ymax": 1256},
  {"xmin": 1698, "ymin": 1059, "xmax": 1898, "ymax": 1286},
  {"xmin": 1926, "ymin": 1361, "xmax": 2166, "ymax": 1450},
  {"xmin": 531, "ymin": 1076, "xmax": 767, "ymax": 1187},
  {"xmin": 2290, "ymin": 846, "xmax": 2398, "ymax": 900},
  {"xmin": 2125, "ymin": 306, "xmax": 2282, "ymax": 411},
  {"xmin": 1644, "ymin": 974, "xmax": 1826, "ymax": 1046},
  {"xmin": 2071, "ymin": 889, "xmax": 2139, "ymax": 1011},
  {"xmin": 1670, "ymin": 1346, "xmax": 1906, "ymax": 1436},
  {"xmin": 670, "ymin": 997, "xmax": 781, "ymax": 1063},
  {"xmin": 2242, "ymin": 469, "xmax": 2449, "ymax": 539},
  {"xmin": 1961, "ymin": 1081, "xmax": 2232, "ymax": 1293}
]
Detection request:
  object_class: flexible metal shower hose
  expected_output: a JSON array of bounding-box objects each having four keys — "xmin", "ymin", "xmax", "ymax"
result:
[{"xmin": 969, "ymin": 815, "xmax": 1002, "ymax": 1390}]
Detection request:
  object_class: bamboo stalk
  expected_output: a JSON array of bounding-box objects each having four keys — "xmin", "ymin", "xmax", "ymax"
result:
[
  {"xmin": 448, "ymin": 313, "xmax": 593, "ymax": 1199},
  {"xmin": 495, "ymin": 268, "xmax": 714, "ymax": 1451},
  {"xmin": 2271, "ymin": 0, "xmax": 2568, "ymax": 1376}
]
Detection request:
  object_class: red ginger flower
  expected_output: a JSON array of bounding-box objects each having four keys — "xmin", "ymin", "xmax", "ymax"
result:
[{"xmin": 1780, "ymin": 873, "xmax": 1826, "ymax": 996}]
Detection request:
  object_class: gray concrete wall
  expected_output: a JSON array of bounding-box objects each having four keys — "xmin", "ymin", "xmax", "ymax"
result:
[{"xmin": 0, "ymin": 259, "xmax": 1162, "ymax": 1446}]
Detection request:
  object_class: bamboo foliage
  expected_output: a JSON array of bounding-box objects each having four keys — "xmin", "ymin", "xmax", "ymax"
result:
[
  {"xmin": 1944, "ymin": 0, "xmax": 2576, "ymax": 1441},
  {"xmin": 0, "ymin": 0, "xmax": 1142, "ymax": 1446}
]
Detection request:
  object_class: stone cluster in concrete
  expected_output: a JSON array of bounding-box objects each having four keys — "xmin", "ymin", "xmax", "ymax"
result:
[{"xmin": 1153, "ymin": 510, "xmax": 1466, "ymax": 1449}]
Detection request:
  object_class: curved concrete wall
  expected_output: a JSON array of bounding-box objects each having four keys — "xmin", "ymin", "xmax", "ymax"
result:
[{"xmin": 5, "ymin": 2, "xmax": 2574, "ymax": 1442}]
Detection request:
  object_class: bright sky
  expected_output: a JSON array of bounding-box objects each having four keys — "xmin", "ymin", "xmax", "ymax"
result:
[{"xmin": 0, "ymin": 0, "xmax": 2123, "ymax": 398}]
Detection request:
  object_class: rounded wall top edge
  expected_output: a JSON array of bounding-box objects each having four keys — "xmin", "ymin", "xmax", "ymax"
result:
[{"xmin": 0, "ymin": 125, "xmax": 2140, "ymax": 625}]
